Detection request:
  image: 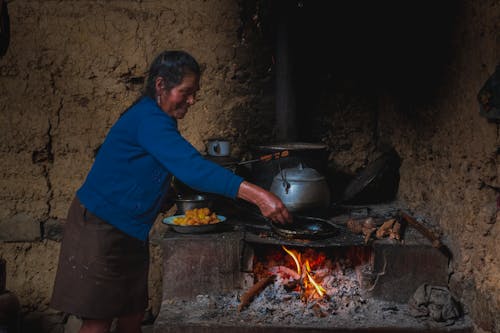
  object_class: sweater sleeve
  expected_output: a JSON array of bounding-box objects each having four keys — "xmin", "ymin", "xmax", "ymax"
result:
[{"xmin": 136, "ymin": 111, "xmax": 243, "ymax": 198}]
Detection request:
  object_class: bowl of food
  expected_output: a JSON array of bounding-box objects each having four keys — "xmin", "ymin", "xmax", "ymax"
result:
[
  {"xmin": 163, "ymin": 207, "xmax": 226, "ymax": 233},
  {"xmin": 175, "ymin": 194, "xmax": 212, "ymax": 215}
]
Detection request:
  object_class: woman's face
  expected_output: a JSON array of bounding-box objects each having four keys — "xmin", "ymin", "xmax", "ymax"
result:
[{"xmin": 157, "ymin": 73, "xmax": 200, "ymax": 119}]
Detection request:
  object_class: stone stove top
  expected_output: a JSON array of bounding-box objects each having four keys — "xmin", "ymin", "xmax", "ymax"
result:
[{"xmin": 153, "ymin": 226, "xmax": 471, "ymax": 333}]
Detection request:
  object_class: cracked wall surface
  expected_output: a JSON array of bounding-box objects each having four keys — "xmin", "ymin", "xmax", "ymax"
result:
[
  {"xmin": 0, "ymin": 0, "xmax": 274, "ymax": 319},
  {"xmin": 375, "ymin": 2, "xmax": 500, "ymax": 331},
  {"xmin": 0, "ymin": 0, "xmax": 274, "ymax": 223},
  {"xmin": 0, "ymin": 0, "xmax": 499, "ymax": 332}
]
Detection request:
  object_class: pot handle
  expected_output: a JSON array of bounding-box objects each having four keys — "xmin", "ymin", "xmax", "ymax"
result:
[
  {"xmin": 278, "ymin": 162, "xmax": 291, "ymax": 194},
  {"xmin": 213, "ymin": 142, "xmax": 220, "ymax": 154}
]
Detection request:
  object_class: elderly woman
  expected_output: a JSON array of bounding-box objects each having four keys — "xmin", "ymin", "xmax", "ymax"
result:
[{"xmin": 51, "ymin": 50, "xmax": 291, "ymax": 333}]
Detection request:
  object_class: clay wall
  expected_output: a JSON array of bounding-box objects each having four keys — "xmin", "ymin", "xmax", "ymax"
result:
[{"xmin": 0, "ymin": 0, "xmax": 498, "ymax": 332}]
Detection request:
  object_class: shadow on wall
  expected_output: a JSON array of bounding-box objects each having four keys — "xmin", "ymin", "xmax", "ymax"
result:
[
  {"xmin": 0, "ymin": 0, "xmax": 10, "ymax": 57},
  {"xmin": 288, "ymin": 0, "xmax": 460, "ymax": 102},
  {"xmin": 253, "ymin": 0, "xmax": 461, "ymax": 140}
]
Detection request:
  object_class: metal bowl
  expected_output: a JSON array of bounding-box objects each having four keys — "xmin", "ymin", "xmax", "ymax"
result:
[{"xmin": 175, "ymin": 194, "xmax": 212, "ymax": 214}]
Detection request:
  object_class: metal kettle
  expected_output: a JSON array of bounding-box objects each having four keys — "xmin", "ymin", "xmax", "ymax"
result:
[{"xmin": 270, "ymin": 163, "xmax": 331, "ymax": 213}]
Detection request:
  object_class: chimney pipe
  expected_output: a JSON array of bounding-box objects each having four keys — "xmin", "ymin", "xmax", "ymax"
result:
[{"xmin": 275, "ymin": 2, "xmax": 297, "ymax": 142}]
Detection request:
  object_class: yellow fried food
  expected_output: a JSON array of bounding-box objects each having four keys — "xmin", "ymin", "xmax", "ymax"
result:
[{"xmin": 173, "ymin": 208, "xmax": 221, "ymax": 226}]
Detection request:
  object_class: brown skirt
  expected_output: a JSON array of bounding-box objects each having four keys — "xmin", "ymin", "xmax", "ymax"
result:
[{"xmin": 50, "ymin": 196, "xmax": 149, "ymax": 319}]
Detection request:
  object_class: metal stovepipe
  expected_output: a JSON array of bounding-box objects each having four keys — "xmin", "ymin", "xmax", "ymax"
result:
[{"xmin": 275, "ymin": 0, "xmax": 297, "ymax": 142}]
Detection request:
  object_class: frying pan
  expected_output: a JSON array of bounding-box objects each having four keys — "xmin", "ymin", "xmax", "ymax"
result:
[
  {"xmin": 231, "ymin": 200, "xmax": 342, "ymax": 240},
  {"xmin": 269, "ymin": 215, "xmax": 340, "ymax": 240}
]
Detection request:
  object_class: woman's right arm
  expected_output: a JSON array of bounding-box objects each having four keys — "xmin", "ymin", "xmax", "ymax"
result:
[{"xmin": 237, "ymin": 181, "xmax": 292, "ymax": 224}]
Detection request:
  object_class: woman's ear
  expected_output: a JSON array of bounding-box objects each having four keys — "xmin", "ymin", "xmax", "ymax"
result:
[{"xmin": 155, "ymin": 77, "xmax": 164, "ymax": 94}]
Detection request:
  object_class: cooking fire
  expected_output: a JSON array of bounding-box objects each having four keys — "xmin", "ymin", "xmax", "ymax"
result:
[
  {"xmin": 162, "ymin": 245, "xmax": 379, "ymax": 325},
  {"xmin": 238, "ymin": 245, "xmax": 371, "ymax": 317},
  {"xmin": 157, "ymin": 229, "xmax": 471, "ymax": 332}
]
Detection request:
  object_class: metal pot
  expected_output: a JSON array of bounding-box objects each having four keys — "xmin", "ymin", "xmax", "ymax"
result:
[
  {"xmin": 250, "ymin": 142, "xmax": 328, "ymax": 190},
  {"xmin": 175, "ymin": 194, "xmax": 212, "ymax": 214},
  {"xmin": 270, "ymin": 163, "xmax": 331, "ymax": 213}
]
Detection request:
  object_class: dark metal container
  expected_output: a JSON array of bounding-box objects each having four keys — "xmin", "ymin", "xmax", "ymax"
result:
[{"xmin": 175, "ymin": 194, "xmax": 212, "ymax": 215}]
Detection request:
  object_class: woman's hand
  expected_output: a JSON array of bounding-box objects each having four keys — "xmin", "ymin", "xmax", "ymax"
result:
[{"xmin": 237, "ymin": 181, "xmax": 292, "ymax": 224}]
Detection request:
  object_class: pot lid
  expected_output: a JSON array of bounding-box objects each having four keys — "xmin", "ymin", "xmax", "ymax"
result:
[
  {"xmin": 274, "ymin": 164, "xmax": 325, "ymax": 181},
  {"xmin": 341, "ymin": 149, "xmax": 401, "ymax": 204}
]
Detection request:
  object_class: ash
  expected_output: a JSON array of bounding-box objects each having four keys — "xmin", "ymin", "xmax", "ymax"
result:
[
  {"xmin": 160, "ymin": 267, "xmax": 468, "ymax": 329},
  {"xmin": 254, "ymin": 265, "xmax": 366, "ymax": 320}
]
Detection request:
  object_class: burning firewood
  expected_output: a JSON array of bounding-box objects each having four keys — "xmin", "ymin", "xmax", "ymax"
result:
[
  {"xmin": 283, "ymin": 279, "xmax": 300, "ymax": 292},
  {"xmin": 238, "ymin": 274, "xmax": 276, "ymax": 312},
  {"xmin": 313, "ymin": 268, "xmax": 330, "ymax": 279},
  {"xmin": 269, "ymin": 265, "xmax": 300, "ymax": 280}
]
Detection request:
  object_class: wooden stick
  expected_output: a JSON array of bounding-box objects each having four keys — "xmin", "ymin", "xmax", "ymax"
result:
[
  {"xmin": 399, "ymin": 211, "xmax": 442, "ymax": 248},
  {"xmin": 283, "ymin": 279, "xmax": 299, "ymax": 292},
  {"xmin": 364, "ymin": 227, "xmax": 376, "ymax": 244},
  {"xmin": 376, "ymin": 218, "xmax": 396, "ymax": 239},
  {"xmin": 238, "ymin": 275, "xmax": 275, "ymax": 312},
  {"xmin": 389, "ymin": 221, "xmax": 402, "ymax": 240}
]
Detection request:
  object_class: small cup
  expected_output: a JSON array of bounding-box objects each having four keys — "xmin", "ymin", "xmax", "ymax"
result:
[{"xmin": 207, "ymin": 139, "xmax": 231, "ymax": 157}]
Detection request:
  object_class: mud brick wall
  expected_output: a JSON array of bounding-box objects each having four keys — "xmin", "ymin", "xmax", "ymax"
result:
[{"xmin": 0, "ymin": 1, "xmax": 499, "ymax": 332}]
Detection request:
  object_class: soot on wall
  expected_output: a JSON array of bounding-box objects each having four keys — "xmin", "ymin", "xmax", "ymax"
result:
[{"xmin": 259, "ymin": 0, "xmax": 461, "ymax": 141}]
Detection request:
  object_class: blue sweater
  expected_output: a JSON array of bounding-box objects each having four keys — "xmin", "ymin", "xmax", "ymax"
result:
[{"xmin": 77, "ymin": 96, "xmax": 243, "ymax": 240}]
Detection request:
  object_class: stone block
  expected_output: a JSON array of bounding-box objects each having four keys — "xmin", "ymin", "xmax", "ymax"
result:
[
  {"xmin": 160, "ymin": 231, "xmax": 246, "ymax": 300},
  {"xmin": 0, "ymin": 213, "xmax": 41, "ymax": 242},
  {"xmin": 369, "ymin": 241, "xmax": 449, "ymax": 303},
  {"xmin": 21, "ymin": 311, "xmax": 65, "ymax": 333},
  {"xmin": 42, "ymin": 219, "xmax": 65, "ymax": 242},
  {"xmin": 64, "ymin": 315, "xmax": 82, "ymax": 333}
]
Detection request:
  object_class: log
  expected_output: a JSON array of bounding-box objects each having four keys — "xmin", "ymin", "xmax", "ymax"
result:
[
  {"xmin": 347, "ymin": 219, "xmax": 364, "ymax": 234},
  {"xmin": 389, "ymin": 221, "xmax": 402, "ymax": 240},
  {"xmin": 399, "ymin": 211, "xmax": 442, "ymax": 248},
  {"xmin": 376, "ymin": 218, "xmax": 396, "ymax": 239},
  {"xmin": 269, "ymin": 265, "xmax": 300, "ymax": 280},
  {"xmin": 364, "ymin": 227, "xmax": 377, "ymax": 244},
  {"xmin": 283, "ymin": 279, "xmax": 300, "ymax": 292},
  {"xmin": 238, "ymin": 275, "xmax": 276, "ymax": 312}
]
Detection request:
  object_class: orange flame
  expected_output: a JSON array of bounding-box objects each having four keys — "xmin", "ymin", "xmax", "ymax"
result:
[
  {"xmin": 282, "ymin": 246, "xmax": 301, "ymax": 276},
  {"xmin": 282, "ymin": 246, "xmax": 326, "ymax": 298},
  {"xmin": 306, "ymin": 271, "xmax": 326, "ymax": 297}
]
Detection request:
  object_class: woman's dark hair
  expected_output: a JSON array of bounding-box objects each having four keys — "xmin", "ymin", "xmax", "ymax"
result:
[
  {"xmin": 97, "ymin": 51, "xmax": 201, "ymax": 157},
  {"xmin": 118, "ymin": 51, "xmax": 200, "ymax": 120},
  {"xmin": 143, "ymin": 50, "xmax": 201, "ymax": 98}
]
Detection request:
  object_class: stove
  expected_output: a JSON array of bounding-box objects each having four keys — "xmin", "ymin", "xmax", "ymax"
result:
[{"xmin": 153, "ymin": 212, "xmax": 472, "ymax": 333}]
